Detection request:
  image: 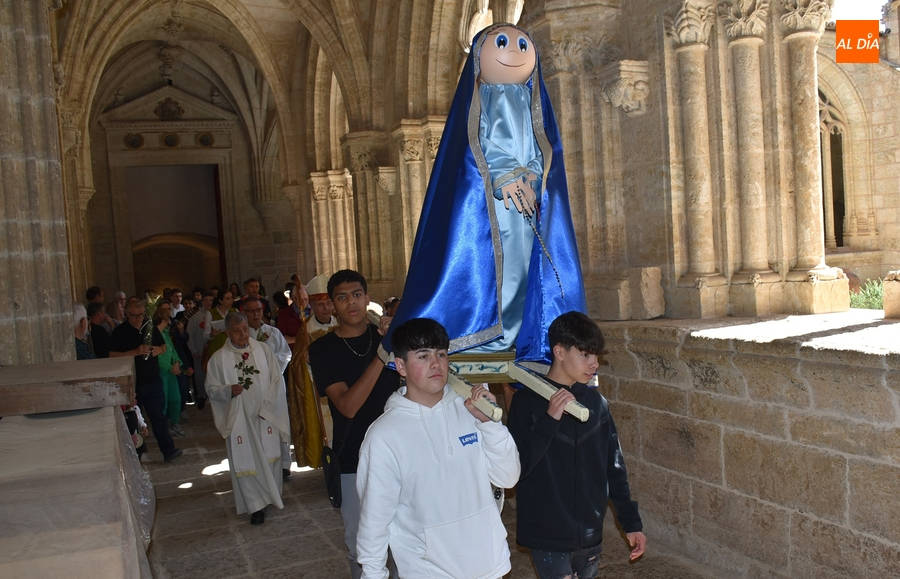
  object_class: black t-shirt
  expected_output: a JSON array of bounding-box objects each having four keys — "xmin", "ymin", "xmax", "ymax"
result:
[
  {"xmin": 109, "ymin": 320, "xmax": 165, "ymax": 387},
  {"xmin": 90, "ymin": 323, "xmax": 111, "ymax": 358},
  {"xmin": 309, "ymin": 323, "xmax": 400, "ymax": 474}
]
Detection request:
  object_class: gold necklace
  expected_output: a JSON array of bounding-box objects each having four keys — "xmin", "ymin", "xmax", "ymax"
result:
[{"xmin": 340, "ymin": 326, "xmax": 372, "ymax": 357}]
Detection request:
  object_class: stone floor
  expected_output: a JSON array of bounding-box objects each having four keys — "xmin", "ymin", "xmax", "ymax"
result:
[{"xmin": 144, "ymin": 403, "xmax": 724, "ymax": 579}]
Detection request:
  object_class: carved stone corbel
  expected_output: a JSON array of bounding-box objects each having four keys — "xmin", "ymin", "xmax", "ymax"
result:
[
  {"xmin": 598, "ymin": 60, "xmax": 650, "ymax": 117},
  {"xmin": 546, "ymin": 34, "xmax": 622, "ymax": 76}
]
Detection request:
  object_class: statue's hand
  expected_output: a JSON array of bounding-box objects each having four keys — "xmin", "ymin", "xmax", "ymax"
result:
[{"xmin": 500, "ymin": 175, "xmax": 536, "ymax": 217}]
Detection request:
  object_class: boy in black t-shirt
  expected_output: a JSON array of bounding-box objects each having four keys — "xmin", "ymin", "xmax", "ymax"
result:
[
  {"xmin": 308, "ymin": 270, "xmax": 400, "ymax": 579},
  {"xmin": 508, "ymin": 311, "xmax": 646, "ymax": 578}
]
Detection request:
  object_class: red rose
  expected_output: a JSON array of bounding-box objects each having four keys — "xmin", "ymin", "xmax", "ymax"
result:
[
  {"xmin": 242, "ymin": 352, "xmax": 249, "ymax": 360},
  {"xmin": 199, "ymin": 322, "xmax": 206, "ymax": 329}
]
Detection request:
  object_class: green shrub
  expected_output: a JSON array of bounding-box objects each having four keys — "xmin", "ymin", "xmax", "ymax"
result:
[{"xmin": 850, "ymin": 279, "xmax": 884, "ymax": 310}]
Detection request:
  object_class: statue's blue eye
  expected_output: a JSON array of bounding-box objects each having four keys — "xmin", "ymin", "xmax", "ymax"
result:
[
  {"xmin": 495, "ymin": 34, "xmax": 508, "ymax": 49},
  {"xmin": 518, "ymin": 36, "xmax": 529, "ymax": 52}
]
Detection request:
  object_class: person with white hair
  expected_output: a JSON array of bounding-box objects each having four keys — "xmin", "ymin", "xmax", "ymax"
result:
[
  {"xmin": 73, "ymin": 302, "xmax": 95, "ymax": 360},
  {"xmin": 205, "ymin": 311, "xmax": 291, "ymax": 525}
]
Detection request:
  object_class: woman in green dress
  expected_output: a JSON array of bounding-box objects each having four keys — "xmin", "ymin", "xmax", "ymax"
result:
[{"xmin": 154, "ymin": 301, "xmax": 186, "ymax": 437}]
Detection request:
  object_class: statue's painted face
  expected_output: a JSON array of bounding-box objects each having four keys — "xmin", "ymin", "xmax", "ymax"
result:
[{"xmin": 479, "ymin": 25, "xmax": 536, "ymax": 85}]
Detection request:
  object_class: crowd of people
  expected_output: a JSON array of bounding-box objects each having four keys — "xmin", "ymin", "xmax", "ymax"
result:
[{"xmin": 71, "ymin": 270, "xmax": 646, "ymax": 579}]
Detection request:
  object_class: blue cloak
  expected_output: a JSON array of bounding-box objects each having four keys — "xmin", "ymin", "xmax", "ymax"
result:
[{"xmin": 380, "ymin": 23, "xmax": 587, "ymax": 366}]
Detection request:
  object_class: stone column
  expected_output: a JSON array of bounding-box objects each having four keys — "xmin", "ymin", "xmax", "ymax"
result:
[
  {"xmin": 668, "ymin": 2, "xmax": 718, "ymax": 278},
  {"xmin": 341, "ymin": 131, "xmax": 388, "ymax": 293},
  {"xmin": 308, "ymin": 173, "xmax": 334, "ymax": 276},
  {"xmin": 777, "ymin": 0, "xmax": 848, "ymax": 314},
  {"xmin": 720, "ymin": 1, "xmax": 770, "ymax": 273},
  {"xmin": 781, "ymin": 0, "xmax": 831, "ymax": 271},
  {"xmin": 0, "ymin": 1, "xmax": 75, "ymax": 364},
  {"xmin": 820, "ymin": 130, "xmax": 837, "ymax": 249},
  {"xmin": 281, "ymin": 183, "xmax": 315, "ymax": 281}
]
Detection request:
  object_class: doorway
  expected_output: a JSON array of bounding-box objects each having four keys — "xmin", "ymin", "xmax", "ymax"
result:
[{"xmin": 126, "ymin": 164, "xmax": 225, "ymax": 295}]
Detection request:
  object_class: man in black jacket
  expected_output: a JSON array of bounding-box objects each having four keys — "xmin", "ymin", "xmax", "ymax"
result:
[{"xmin": 508, "ymin": 311, "xmax": 646, "ymax": 578}]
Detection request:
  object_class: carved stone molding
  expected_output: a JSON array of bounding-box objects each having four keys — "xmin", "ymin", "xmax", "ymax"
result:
[
  {"xmin": 546, "ymin": 34, "xmax": 622, "ymax": 75},
  {"xmin": 65, "ymin": 130, "xmax": 82, "ymax": 158},
  {"xmin": 154, "ymin": 97, "xmax": 185, "ymax": 120},
  {"xmin": 666, "ymin": 2, "xmax": 716, "ymax": 48},
  {"xmin": 219, "ymin": 44, "xmax": 234, "ymax": 56},
  {"xmin": 349, "ymin": 147, "xmax": 373, "ymax": 172},
  {"xmin": 780, "ymin": 0, "xmax": 833, "ymax": 36},
  {"xmin": 400, "ymin": 139, "xmax": 423, "ymax": 162},
  {"xmin": 329, "ymin": 185, "xmax": 345, "ymax": 200},
  {"xmin": 598, "ymin": 60, "xmax": 651, "ymax": 117},
  {"xmin": 53, "ymin": 63, "xmax": 65, "ymax": 90},
  {"xmin": 719, "ymin": 0, "xmax": 769, "ymax": 40},
  {"xmin": 427, "ymin": 137, "xmax": 441, "ymax": 159},
  {"xmin": 313, "ymin": 186, "xmax": 327, "ymax": 201}
]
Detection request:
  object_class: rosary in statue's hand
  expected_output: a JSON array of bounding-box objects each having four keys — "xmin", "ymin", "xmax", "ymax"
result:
[{"xmin": 500, "ymin": 174, "xmax": 536, "ymax": 217}]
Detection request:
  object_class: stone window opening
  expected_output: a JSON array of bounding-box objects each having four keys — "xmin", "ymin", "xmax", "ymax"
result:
[{"xmin": 819, "ymin": 89, "xmax": 847, "ymax": 250}]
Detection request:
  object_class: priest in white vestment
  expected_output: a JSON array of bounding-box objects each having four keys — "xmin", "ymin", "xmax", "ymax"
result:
[
  {"xmin": 241, "ymin": 295, "xmax": 294, "ymax": 478},
  {"xmin": 206, "ymin": 312, "xmax": 291, "ymax": 525}
]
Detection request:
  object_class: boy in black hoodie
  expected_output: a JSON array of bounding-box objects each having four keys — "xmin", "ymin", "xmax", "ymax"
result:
[{"xmin": 508, "ymin": 311, "xmax": 646, "ymax": 578}]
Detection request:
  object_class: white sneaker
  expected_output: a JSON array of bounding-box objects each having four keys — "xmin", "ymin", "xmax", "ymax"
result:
[{"xmin": 169, "ymin": 424, "xmax": 186, "ymax": 437}]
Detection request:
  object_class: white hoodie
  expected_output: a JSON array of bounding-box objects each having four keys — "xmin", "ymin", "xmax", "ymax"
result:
[{"xmin": 356, "ymin": 385, "xmax": 521, "ymax": 579}]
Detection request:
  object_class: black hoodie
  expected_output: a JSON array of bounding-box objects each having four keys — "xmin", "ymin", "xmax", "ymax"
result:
[{"xmin": 508, "ymin": 378, "xmax": 642, "ymax": 552}]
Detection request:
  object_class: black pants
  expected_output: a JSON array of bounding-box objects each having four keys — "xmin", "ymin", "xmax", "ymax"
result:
[{"xmin": 137, "ymin": 377, "xmax": 176, "ymax": 458}]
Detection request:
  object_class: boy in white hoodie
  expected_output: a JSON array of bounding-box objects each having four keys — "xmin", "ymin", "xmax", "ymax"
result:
[{"xmin": 356, "ymin": 318, "xmax": 521, "ymax": 579}]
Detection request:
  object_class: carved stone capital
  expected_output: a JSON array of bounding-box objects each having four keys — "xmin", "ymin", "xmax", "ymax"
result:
[
  {"xmin": 59, "ymin": 102, "xmax": 83, "ymax": 129},
  {"xmin": 329, "ymin": 184, "xmax": 345, "ymax": 200},
  {"xmin": 719, "ymin": 0, "xmax": 769, "ymax": 40},
  {"xmin": 666, "ymin": 2, "xmax": 716, "ymax": 48},
  {"xmin": 426, "ymin": 137, "xmax": 441, "ymax": 160},
  {"xmin": 780, "ymin": 0, "xmax": 833, "ymax": 37},
  {"xmin": 546, "ymin": 34, "xmax": 622, "ymax": 75},
  {"xmin": 78, "ymin": 187, "xmax": 95, "ymax": 212},
  {"xmin": 375, "ymin": 170, "xmax": 397, "ymax": 193},
  {"xmin": 598, "ymin": 60, "xmax": 650, "ymax": 117},
  {"xmin": 349, "ymin": 147, "xmax": 374, "ymax": 172},
  {"xmin": 313, "ymin": 186, "xmax": 327, "ymax": 201},
  {"xmin": 400, "ymin": 139, "xmax": 422, "ymax": 162}
]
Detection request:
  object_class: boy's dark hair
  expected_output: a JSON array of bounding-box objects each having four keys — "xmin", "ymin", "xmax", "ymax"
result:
[
  {"xmin": 86, "ymin": 301, "xmax": 105, "ymax": 318},
  {"xmin": 391, "ymin": 318, "xmax": 450, "ymax": 360},
  {"xmin": 243, "ymin": 277, "xmax": 259, "ymax": 286},
  {"xmin": 271, "ymin": 291, "xmax": 289, "ymax": 309},
  {"xmin": 192, "ymin": 286, "xmax": 205, "ymax": 295},
  {"xmin": 548, "ymin": 311, "xmax": 605, "ymax": 357},
  {"xmin": 327, "ymin": 269, "xmax": 368, "ymax": 299},
  {"xmin": 85, "ymin": 286, "xmax": 103, "ymax": 301}
]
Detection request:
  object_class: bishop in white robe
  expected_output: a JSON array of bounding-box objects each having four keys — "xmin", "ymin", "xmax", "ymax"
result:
[{"xmin": 206, "ymin": 312, "xmax": 291, "ymax": 525}]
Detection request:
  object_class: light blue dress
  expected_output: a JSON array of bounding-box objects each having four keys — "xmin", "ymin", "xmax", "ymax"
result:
[{"xmin": 470, "ymin": 82, "xmax": 542, "ymax": 352}]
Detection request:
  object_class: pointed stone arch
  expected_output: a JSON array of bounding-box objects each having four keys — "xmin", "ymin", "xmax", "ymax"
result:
[{"xmin": 816, "ymin": 52, "xmax": 880, "ymax": 251}]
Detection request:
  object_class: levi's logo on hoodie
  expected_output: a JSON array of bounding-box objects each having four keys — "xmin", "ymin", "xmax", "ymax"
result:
[{"xmin": 459, "ymin": 433, "xmax": 478, "ymax": 447}]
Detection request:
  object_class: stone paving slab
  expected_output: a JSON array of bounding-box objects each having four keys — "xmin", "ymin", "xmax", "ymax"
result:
[{"xmin": 145, "ymin": 403, "xmax": 726, "ymax": 578}]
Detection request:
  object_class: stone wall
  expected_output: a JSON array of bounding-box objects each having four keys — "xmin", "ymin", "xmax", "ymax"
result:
[{"xmin": 597, "ymin": 312, "xmax": 900, "ymax": 578}]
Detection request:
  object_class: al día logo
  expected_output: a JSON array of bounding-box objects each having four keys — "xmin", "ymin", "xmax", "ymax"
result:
[{"xmin": 835, "ymin": 20, "xmax": 880, "ymax": 64}]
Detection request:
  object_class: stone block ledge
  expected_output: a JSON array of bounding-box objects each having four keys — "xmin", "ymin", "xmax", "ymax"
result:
[
  {"xmin": 0, "ymin": 357, "xmax": 135, "ymax": 416},
  {"xmin": 595, "ymin": 310, "xmax": 900, "ymax": 579}
]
